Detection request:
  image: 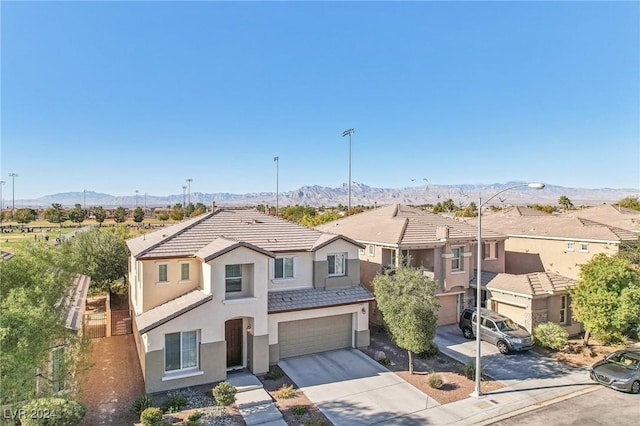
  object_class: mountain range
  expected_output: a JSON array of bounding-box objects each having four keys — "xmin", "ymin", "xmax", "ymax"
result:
[{"xmin": 10, "ymin": 182, "xmax": 639, "ymax": 209}]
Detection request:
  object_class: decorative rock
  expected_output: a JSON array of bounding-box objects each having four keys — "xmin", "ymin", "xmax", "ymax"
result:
[{"xmin": 374, "ymin": 350, "xmax": 387, "ymax": 361}]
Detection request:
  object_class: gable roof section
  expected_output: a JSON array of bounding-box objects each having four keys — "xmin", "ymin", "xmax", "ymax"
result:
[
  {"xmin": 194, "ymin": 237, "xmax": 274, "ymax": 262},
  {"xmin": 315, "ymin": 204, "xmax": 505, "ymax": 247},
  {"xmin": 127, "ymin": 209, "xmax": 355, "ymax": 260},
  {"xmin": 268, "ymin": 285, "xmax": 374, "ymax": 313},
  {"xmin": 479, "ymin": 214, "xmax": 638, "ymax": 242},
  {"xmin": 136, "ymin": 290, "xmax": 213, "ymax": 334},
  {"xmin": 566, "ymin": 204, "xmax": 640, "ymax": 234},
  {"xmin": 62, "ymin": 274, "xmax": 90, "ymax": 332},
  {"xmin": 487, "ymin": 272, "xmax": 577, "ymax": 297}
]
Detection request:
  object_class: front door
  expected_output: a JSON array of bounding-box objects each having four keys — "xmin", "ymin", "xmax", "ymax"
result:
[{"xmin": 225, "ymin": 319, "xmax": 243, "ymax": 368}]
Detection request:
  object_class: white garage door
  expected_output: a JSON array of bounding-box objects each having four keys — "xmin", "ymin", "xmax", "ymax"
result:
[
  {"xmin": 494, "ymin": 302, "xmax": 528, "ymax": 331},
  {"xmin": 279, "ymin": 314, "xmax": 352, "ymax": 359}
]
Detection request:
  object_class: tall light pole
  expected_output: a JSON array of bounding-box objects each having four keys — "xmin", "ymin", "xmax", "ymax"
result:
[
  {"xmin": 8, "ymin": 173, "xmax": 18, "ymax": 215},
  {"xmin": 0, "ymin": 181, "xmax": 5, "ymax": 228},
  {"xmin": 341, "ymin": 128, "xmax": 354, "ymax": 212},
  {"xmin": 182, "ymin": 185, "xmax": 187, "ymax": 208},
  {"xmin": 186, "ymin": 178, "xmax": 193, "ymax": 206},
  {"xmin": 471, "ymin": 182, "xmax": 545, "ymax": 398},
  {"xmin": 274, "ymin": 156, "xmax": 279, "ymax": 217},
  {"xmin": 135, "ymin": 190, "xmax": 139, "ymax": 207},
  {"xmin": 83, "ymin": 189, "xmax": 87, "ymax": 210}
]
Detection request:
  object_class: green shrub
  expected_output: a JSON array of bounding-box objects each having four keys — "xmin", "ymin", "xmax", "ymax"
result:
[
  {"xmin": 378, "ymin": 358, "xmax": 391, "ymax": 366},
  {"xmin": 140, "ymin": 407, "xmax": 164, "ymax": 426},
  {"xmin": 188, "ymin": 411, "xmax": 203, "ymax": 421},
  {"xmin": 534, "ymin": 322, "xmax": 569, "ymax": 350},
  {"xmin": 130, "ymin": 393, "xmax": 153, "ymax": 417},
  {"xmin": 292, "ymin": 405, "xmax": 307, "ymax": 416},
  {"xmin": 160, "ymin": 391, "xmax": 187, "ymax": 413},
  {"xmin": 275, "ymin": 384, "xmax": 296, "ymax": 399},
  {"xmin": 264, "ymin": 366, "xmax": 284, "ymax": 380},
  {"xmin": 213, "ymin": 381, "xmax": 237, "ymax": 406},
  {"xmin": 20, "ymin": 397, "xmax": 87, "ymax": 426},
  {"xmin": 428, "ymin": 373, "xmax": 444, "ymax": 389},
  {"xmin": 419, "ymin": 342, "xmax": 440, "ymax": 358},
  {"xmin": 464, "ymin": 362, "xmax": 476, "ymax": 380}
]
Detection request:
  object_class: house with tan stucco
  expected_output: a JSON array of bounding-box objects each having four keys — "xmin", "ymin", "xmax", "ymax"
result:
[
  {"xmin": 126, "ymin": 208, "xmax": 373, "ymax": 394},
  {"xmin": 315, "ymin": 204, "xmax": 507, "ymax": 326}
]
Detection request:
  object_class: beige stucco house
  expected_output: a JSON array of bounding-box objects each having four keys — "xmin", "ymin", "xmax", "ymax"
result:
[
  {"xmin": 315, "ymin": 204, "xmax": 507, "ymax": 326},
  {"xmin": 126, "ymin": 208, "xmax": 373, "ymax": 393}
]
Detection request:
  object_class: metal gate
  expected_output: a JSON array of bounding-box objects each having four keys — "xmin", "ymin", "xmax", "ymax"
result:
[
  {"xmin": 111, "ymin": 310, "xmax": 132, "ymax": 336},
  {"xmin": 83, "ymin": 312, "xmax": 107, "ymax": 339}
]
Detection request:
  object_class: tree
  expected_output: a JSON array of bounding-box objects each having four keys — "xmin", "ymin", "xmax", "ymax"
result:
[
  {"xmin": 531, "ymin": 204, "xmax": 555, "ymax": 214},
  {"xmin": 113, "ymin": 206, "xmax": 127, "ymax": 223},
  {"xmin": 193, "ymin": 202, "xmax": 207, "ymax": 216},
  {"xmin": 45, "ymin": 203, "xmax": 67, "ymax": 226},
  {"xmin": 569, "ymin": 253, "xmax": 640, "ymax": 345},
  {"xmin": 454, "ymin": 202, "xmax": 477, "ymax": 218},
  {"xmin": 300, "ymin": 210, "xmax": 342, "ymax": 227},
  {"xmin": 282, "ymin": 205, "xmax": 317, "ymax": 223},
  {"xmin": 558, "ymin": 195, "xmax": 573, "ymax": 212},
  {"xmin": 92, "ymin": 206, "xmax": 107, "ymax": 226},
  {"xmin": 14, "ymin": 208, "xmax": 37, "ymax": 225},
  {"xmin": 617, "ymin": 196, "xmax": 640, "ymax": 211},
  {"xmin": 0, "ymin": 242, "xmax": 84, "ymax": 404},
  {"xmin": 133, "ymin": 206, "xmax": 145, "ymax": 223},
  {"xmin": 69, "ymin": 227, "xmax": 129, "ymax": 293},
  {"xmin": 67, "ymin": 203, "xmax": 87, "ymax": 226},
  {"xmin": 170, "ymin": 203, "xmax": 184, "ymax": 221},
  {"xmin": 185, "ymin": 203, "xmax": 195, "ymax": 218},
  {"xmin": 373, "ymin": 265, "xmax": 440, "ymax": 374}
]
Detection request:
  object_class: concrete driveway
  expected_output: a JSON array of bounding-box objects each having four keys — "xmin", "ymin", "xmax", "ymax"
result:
[
  {"xmin": 435, "ymin": 324, "xmax": 581, "ymax": 385},
  {"xmin": 278, "ymin": 349, "xmax": 440, "ymax": 425}
]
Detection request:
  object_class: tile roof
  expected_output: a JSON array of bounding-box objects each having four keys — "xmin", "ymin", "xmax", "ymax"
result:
[
  {"xmin": 267, "ymin": 285, "xmax": 374, "ymax": 313},
  {"xmin": 477, "ymin": 214, "xmax": 638, "ymax": 242},
  {"xmin": 127, "ymin": 208, "xmax": 356, "ymax": 259},
  {"xmin": 315, "ymin": 204, "xmax": 505, "ymax": 247},
  {"xmin": 487, "ymin": 272, "xmax": 577, "ymax": 297},
  {"xmin": 565, "ymin": 204, "xmax": 640, "ymax": 234},
  {"xmin": 62, "ymin": 274, "xmax": 90, "ymax": 332},
  {"xmin": 136, "ymin": 290, "xmax": 213, "ymax": 334}
]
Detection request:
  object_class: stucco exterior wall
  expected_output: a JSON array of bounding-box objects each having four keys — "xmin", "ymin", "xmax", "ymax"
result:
[
  {"xmin": 267, "ymin": 252, "xmax": 314, "ymax": 292},
  {"xmin": 140, "ymin": 258, "xmax": 201, "ymax": 312}
]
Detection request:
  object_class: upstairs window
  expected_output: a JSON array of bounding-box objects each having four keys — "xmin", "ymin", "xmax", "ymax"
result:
[
  {"xmin": 452, "ymin": 247, "xmax": 463, "ymax": 271},
  {"xmin": 181, "ymin": 263, "xmax": 190, "ymax": 281},
  {"xmin": 566, "ymin": 242, "xmax": 574, "ymax": 252},
  {"xmin": 275, "ymin": 257, "xmax": 294, "ymax": 279},
  {"xmin": 580, "ymin": 243, "xmax": 589, "ymax": 253},
  {"xmin": 328, "ymin": 253, "xmax": 346, "ymax": 276},
  {"xmin": 225, "ymin": 264, "xmax": 242, "ymax": 292},
  {"xmin": 368, "ymin": 245, "xmax": 375, "ymax": 256},
  {"xmin": 158, "ymin": 264, "xmax": 168, "ymax": 282}
]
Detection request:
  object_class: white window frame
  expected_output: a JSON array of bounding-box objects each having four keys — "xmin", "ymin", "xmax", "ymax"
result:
[
  {"xmin": 566, "ymin": 242, "xmax": 574, "ymax": 252},
  {"xmin": 180, "ymin": 262, "xmax": 190, "ymax": 282},
  {"xmin": 452, "ymin": 247, "xmax": 463, "ymax": 272},
  {"xmin": 368, "ymin": 245, "xmax": 375, "ymax": 257},
  {"xmin": 559, "ymin": 295, "xmax": 567, "ymax": 325},
  {"xmin": 274, "ymin": 256, "xmax": 295, "ymax": 280},
  {"xmin": 164, "ymin": 330, "xmax": 199, "ymax": 373},
  {"xmin": 328, "ymin": 253, "xmax": 347, "ymax": 277},
  {"xmin": 225, "ymin": 264, "xmax": 242, "ymax": 292},
  {"xmin": 158, "ymin": 263, "xmax": 168, "ymax": 283},
  {"xmin": 580, "ymin": 243, "xmax": 589, "ymax": 253}
]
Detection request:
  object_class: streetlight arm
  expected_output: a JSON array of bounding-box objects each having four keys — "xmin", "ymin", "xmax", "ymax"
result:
[{"xmin": 479, "ymin": 183, "xmax": 545, "ymax": 209}]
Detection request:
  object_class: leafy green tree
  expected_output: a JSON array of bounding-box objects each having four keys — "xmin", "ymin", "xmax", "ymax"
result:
[
  {"xmin": 618, "ymin": 240, "xmax": 640, "ymax": 268},
  {"xmin": 68, "ymin": 203, "xmax": 87, "ymax": 226},
  {"xmin": 193, "ymin": 202, "xmax": 207, "ymax": 216},
  {"xmin": 113, "ymin": 206, "xmax": 127, "ymax": 223},
  {"xmin": 45, "ymin": 203, "xmax": 67, "ymax": 226},
  {"xmin": 454, "ymin": 202, "xmax": 477, "ymax": 218},
  {"xmin": 617, "ymin": 196, "xmax": 640, "ymax": 211},
  {"xmin": 373, "ymin": 265, "xmax": 440, "ymax": 374},
  {"xmin": 157, "ymin": 212, "xmax": 170, "ymax": 221},
  {"xmin": 92, "ymin": 206, "xmax": 107, "ymax": 226},
  {"xmin": 185, "ymin": 203, "xmax": 195, "ymax": 218},
  {"xmin": 569, "ymin": 253, "xmax": 640, "ymax": 345},
  {"xmin": 300, "ymin": 211, "xmax": 342, "ymax": 227},
  {"xmin": 558, "ymin": 195, "xmax": 573, "ymax": 212},
  {"xmin": 14, "ymin": 208, "xmax": 37, "ymax": 224},
  {"xmin": 531, "ymin": 204, "xmax": 555, "ymax": 213},
  {"xmin": 0, "ymin": 242, "xmax": 84, "ymax": 404},
  {"xmin": 282, "ymin": 205, "xmax": 317, "ymax": 223},
  {"xmin": 69, "ymin": 227, "xmax": 129, "ymax": 293},
  {"xmin": 133, "ymin": 206, "xmax": 145, "ymax": 223},
  {"xmin": 170, "ymin": 204, "xmax": 184, "ymax": 221}
]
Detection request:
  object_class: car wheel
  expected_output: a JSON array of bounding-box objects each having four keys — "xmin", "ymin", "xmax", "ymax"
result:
[
  {"xmin": 462, "ymin": 327, "xmax": 474, "ymax": 339},
  {"xmin": 631, "ymin": 380, "xmax": 640, "ymax": 394},
  {"xmin": 497, "ymin": 340, "xmax": 510, "ymax": 354}
]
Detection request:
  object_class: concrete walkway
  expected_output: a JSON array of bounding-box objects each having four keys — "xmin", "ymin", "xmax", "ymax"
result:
[{"xmin": 226, "ymin": 372, "xmax": 287, "ymax": 426}]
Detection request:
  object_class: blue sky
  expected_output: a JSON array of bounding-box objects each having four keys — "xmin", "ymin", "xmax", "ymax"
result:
[{"xmin": 1, "ymin": 1, "xmax": 638, "ymax": 200}]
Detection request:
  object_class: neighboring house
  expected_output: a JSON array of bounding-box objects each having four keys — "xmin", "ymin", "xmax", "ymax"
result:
[
  {"xmin": 476, "ymin": 214, "xmax": 639, "ymax": 280},
  {"xmin": 315, "ymin": 204, "xmax": 507, "ymax": 326},
  {"xmin": 565, "ymin": 204, "xmax": 640, "ymax": 236},
  {"xmin": 126, "ymin": 208, "xmax": 373, "ymax": 394},
  {"xmin": 484, "ymin": 271, "xmax": 580, "ymax": 335}
]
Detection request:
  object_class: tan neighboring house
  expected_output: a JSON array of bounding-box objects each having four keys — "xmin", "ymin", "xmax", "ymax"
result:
[
  {"xmin": 315, "ymin": 204, "xmax": 507, "ymax": 326},
  {"xmin": 126, "ymin": 208, "xmax": 373, "ymax": 394},
  {"xmin": 565, "ymin": 204, "xmax": 640, "ymax": 236}
]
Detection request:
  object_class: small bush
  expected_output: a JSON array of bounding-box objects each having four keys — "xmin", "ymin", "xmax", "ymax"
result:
[
  {"xmin": 188, "ymin": 412, "xmax": 203, "ymax": 421},
  {"xmin": 292, "ymin": 405, "xmax": 308, "ymax": 416},
  {"xmin": 378, "ymin": 358, "xmax": 391, "ymax": 366},
  {"xmin": 213, "ymin": 382, "xmax": 237, "ymax": 406},
  {"xmin": 265, "ymin": 366, "xmax": 284, "ymax": 380},
  {"xmin": 160, "ymin": 391, "xmax": 187, "ymax": 413},
  {"xmin": 428, "ymin": 373, "xmax": 444, "ymax": 389},
  {"xmin": 20, "ymin": 397, "xmax": 87, "ymax": 426},
  {"xmin": 140, "ymin": 407, "xmax": 164, "ymax": 426},
  {"xmin": 130, "ymin": 393, "xmax": 153, "ymax": 417},
  {"xmin": 276, "ymin": 384, "xmax": 296, "ymax": 399},
  {"xmin": 534, "ymin": 322, "xmax": 569, "ymax": 350},
  {"xmin": 464, "ymin": 362, "xmax": 476, "ymax": 380},
  {"xmin": 419, "ymin": 342, "xmax": 440, "ymax": 358}
]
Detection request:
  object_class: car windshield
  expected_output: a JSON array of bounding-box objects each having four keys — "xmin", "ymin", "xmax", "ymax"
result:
[
  {"xmin": 496, "ymin": 319, "xmax": 520, "ymax": 332},
  {"xmin": 609, "ymin": 353, "xmax": 640, "ymax": 370}
]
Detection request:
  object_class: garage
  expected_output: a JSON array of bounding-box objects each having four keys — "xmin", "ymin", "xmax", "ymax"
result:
[
  {"xmin": 493, "ymin": 301, "xmax": 528, "ymax": 330},
  {"xmin": 437, "ymin": 294, "xmax": 460, "ymax": 325},
  {"xmin": 278, "ymin": 314, "xmax": 352, "ymax": 359}
]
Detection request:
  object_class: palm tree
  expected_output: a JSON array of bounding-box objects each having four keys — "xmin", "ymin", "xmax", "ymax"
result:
[{"xmin": 558, "ymin": 195, "xmax": 573, "ymax": 213}]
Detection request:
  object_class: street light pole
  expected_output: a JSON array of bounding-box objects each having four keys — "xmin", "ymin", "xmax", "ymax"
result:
[
  {"xmin": 9, "ymin": 173, "xmax": 18, "ymax": 215},
  {"xmin": 135, "ymin": 190, "xmax": 139, "ymax": 207},
  {"xmin": 186, "ymin": 178, "xmax": 193, "ymax": 206},
  {"xmin": 274, "ymin": 156, "xmax": 279, "ymax": 217},
  {"xmin": 0, "ymin": 181, "xmax": 5, "ymax": 228},
  {"xmin": 471, "ymin": 182, "xmax": 545, "ymax": 398},
  {"xmin": 342, "ymin": 128, "xmax": 354, "ymax": 212},
  {"xmin": 182, "ymin": 185, "xmax": 187, "ymax": 208}
]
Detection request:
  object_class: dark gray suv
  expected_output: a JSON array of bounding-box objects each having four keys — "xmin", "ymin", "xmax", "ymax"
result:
[{"xmin": 459, "ymin": 308, "xmax": 534, "ymax": 354}]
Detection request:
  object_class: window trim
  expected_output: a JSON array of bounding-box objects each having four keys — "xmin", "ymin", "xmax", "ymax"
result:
[
  {"xmin": 368, "ymin": 245, "xmax": 375, "ymax": 257},
  {"xmin": 580, "ymin": 243, "xmax": 589, "ymax": 253},
  {"xmin": 559, "ymin": 295, "xmax": 567, "ymax": 325},
  {"xmin": 328, "ymin": 253, "xmax": 347, "ymax": 277},
  {"xmin": 164, "ymin": 330, "xmax": 199, "ymax": 373},
  {"xmin": 158, "ymin": 263, "xmax": 168, "ymax": 283},
  {"xmin": 180, "ymin": 262, "xmax": 190, "ymax": 282},
  {"xmin": 225, "ymin": 264, "xmax": 243, "ymax": 293},
  {"xmin": 451, "ymin": 247, "xmax": 463, "ymax": 272},
  {"xmin": 566, "ymin": 242, "xmax": 574, "ymax": 252},
  {"xmin": 274, "ymin": 256, "xmax": 295, "ymax": 280}
]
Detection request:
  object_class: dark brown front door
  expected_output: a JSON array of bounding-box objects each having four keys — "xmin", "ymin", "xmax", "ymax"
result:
[{"xmin": 225, "ymin": 319, "xmax": 243, "ymax": 367}]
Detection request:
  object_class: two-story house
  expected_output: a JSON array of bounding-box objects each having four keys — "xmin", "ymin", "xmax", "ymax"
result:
[
  {"xmin": 315, "ymin": 204, "xmax": 507, "ymax": 326},
  {"xmin": 126, "ymin": 208, "xmax": 373, "ymax": 394}
]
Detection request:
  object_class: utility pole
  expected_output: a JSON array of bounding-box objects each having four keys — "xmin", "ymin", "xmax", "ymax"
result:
[
  {"xmin": 8, "ymin": 173, "xmax": 18, "ymax": 215},
  {"xmin": 186, "ymin": 178, "xmax": 193, "ymax": 206},
  {"xmin": 83, "ymin": 189, "xmax": 86, "ymax": 210},
  {"xmin": 341, "ymin": 129, "xmax": 354, "ymax": 212},
  {"xmin": 135, "ymin": 190, "xmax": 139, "ymax": 207},
  {"xmin": 274, "ymin": 156, "xmax": 279, "ymax": 217},
  {"xmin": 182, "ymin": 185, "xmax": 187, "ymax": 208},
  {"xmin": 0, "ymin": 181, "xmax": 5, "ymax": 228}
]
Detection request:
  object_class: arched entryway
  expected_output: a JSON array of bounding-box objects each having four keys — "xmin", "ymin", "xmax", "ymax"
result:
[{"xmin": 225, "ymin": 318, "xmax": 243, "ymax": 368}]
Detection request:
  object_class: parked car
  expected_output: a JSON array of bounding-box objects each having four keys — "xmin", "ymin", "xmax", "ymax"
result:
[
  {"xmin": 589, "ymin": 349, "xmax": 640, "ymax": 394},
  {"xmin": 459, "ymin": 308, "xmax": 534, "ymax": 354}
]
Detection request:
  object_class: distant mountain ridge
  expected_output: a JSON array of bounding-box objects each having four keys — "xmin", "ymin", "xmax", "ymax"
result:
[{"xmin": 13, "ymin": 182, "xmax": 640, "ymax": 209}]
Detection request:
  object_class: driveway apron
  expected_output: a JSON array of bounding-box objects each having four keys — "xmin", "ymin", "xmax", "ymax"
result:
[{"xmin": 279, "ymin": 349, "xmax": 439, "ymax": 425}]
